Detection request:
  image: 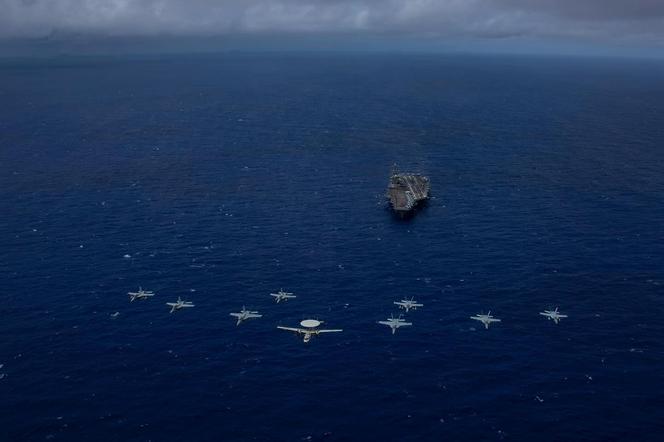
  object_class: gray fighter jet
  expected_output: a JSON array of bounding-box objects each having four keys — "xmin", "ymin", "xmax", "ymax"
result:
[
  {"xmin": 470, "ymin": 311, "xmax": 501, "ymax": 329},
  {"xmin": 378, "ymin": 314, "xmax": 412, "ymax": 334},
  {"xmin": 540, "ymin": 308, "xmax": 567, "ymax": 324},
  {"xmin": 394, "ymin": 297, "xmax": 423, "ymax": 313},
  {"xmin": 230, "ymin": 306, "xmax": 262, "ymax": 326},
  {"xmin": 166, "ymin": 297, "xmax": 195, "ymax": 313},
  {"xmin": 270, "ymin": 289, "xmax": 296, "ymax": 303},
  {"xmin": 128, "ymin": 287, "xmax": 155, "ymax": 302}
]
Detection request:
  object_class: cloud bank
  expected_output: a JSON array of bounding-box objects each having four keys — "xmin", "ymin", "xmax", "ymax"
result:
[{"xmin": 1, "ymin": 0, "xmax": 663, "ymax": 45}]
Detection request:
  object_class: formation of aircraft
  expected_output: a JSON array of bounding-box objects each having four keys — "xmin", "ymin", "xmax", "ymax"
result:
[
  {"xmin": 540, "ymin": 308, "xmax": 568, "ymax": 324},
  {"xmin": 124, "ymin": 287, "xmax": 569, "ymax": 340},
  {"xmin": 270, "ymin": 289, "xmax": 296, "ymax": 303},
  {"xmin": 378, "ymin": 314, "xmax": 412, "ymax": 334},
  {"xmin": 378, "ymin": 296, "xmax": 421, "ymax": 334},
  {"xmin": 128, "ymin": 287, "xmax": 155, "ymax": 302},
  {"xmin": 277, "ymin": 319, "xmax": 342, "ymax": 343},
  {"xmin": 166, "ymin": 297, "xmax": 195, "ymax": 313},
  {"xmin": 394, "ymin": 297, "xmax": 423, "ymax": 313},
  {"xmin": 230, "ymin": 306, "xmax": 263, "ymax": 326},
  {"xmin": 470, "ymin": 312, "xmax": 502, "ymax": 329}
]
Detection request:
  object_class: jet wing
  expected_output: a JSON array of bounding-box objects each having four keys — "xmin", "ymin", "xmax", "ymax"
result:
[
  {"xmin": 399, "ymin": 322, "xmax": 412, "ymax": 327},
  {"xmin": 182, "ymin": 304, "xmax": 194, "ymax": 308},
  {"xmin": 166, "ymin": 302, "xmax": 177, "ymax": 307},
  {"xmin": 378, "ymin": 321, "xmax": 392, "ymax": 326},
  {"xmin": 247, "ymin": 313, "xmax": 262, "ymax": 318},
  {"xmin": 229, "ymin": 313, "xmax": 241, "ymax": 318},
  {"xmin": 317, "ymin": 329, "xmax": 343, "ymax": 333}
]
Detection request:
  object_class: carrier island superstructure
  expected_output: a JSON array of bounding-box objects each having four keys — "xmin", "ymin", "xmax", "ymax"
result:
[{"xmin": 386, "ymin": 166, "xmax": 430, "ymax": 216}]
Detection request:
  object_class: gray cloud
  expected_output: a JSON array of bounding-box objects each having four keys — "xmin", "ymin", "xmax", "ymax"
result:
[
  {"xmin": 501, "ymin": 0, "xmax": 664, "ymax": 21},
  {"xmin": 1, "ymin": 0, "xmax": 663, "ymax": 44}
]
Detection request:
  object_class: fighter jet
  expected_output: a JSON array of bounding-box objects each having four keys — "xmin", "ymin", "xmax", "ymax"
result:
[
  {"xmin": 540, "ymin": 307, "xmax": 568, "ymax": 324},
  {"xmin": 277, "ymin": 319, "xmax": 342, "ymax": 343},
  {"xmin": 470, "ymin": 311, "xmax": 501, "ymax": 329},
  {"xmin": 128, "ymin": 287, "xmax": 155, "ymax": 302},
  {"xmin": 270, "ymin": 289, "xmax": 296, "ymax": 303},
  {"xmin": 394, "ymin": 297, "xmax": 423, "ymax": 313},
  {"xmin": 230, "ymin": 306, "xmax": 262, "ymax": 326},
  {"xmin": 378, "ymin": 314, "xmax": 412, "ymax": 334},
  {"xmin": 166, "ymin": 297, "xmax": 195, "ymax": 313}
]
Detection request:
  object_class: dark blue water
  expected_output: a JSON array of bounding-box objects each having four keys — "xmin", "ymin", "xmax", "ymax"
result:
[{"xmin": 1, "ymin": 53, "xmax": 664, "ymax": 441}]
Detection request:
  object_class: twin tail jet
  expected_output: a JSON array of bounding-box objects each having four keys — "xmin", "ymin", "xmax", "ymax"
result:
[
  {"xmin": 230, "ymin": 306, "xmax": 263, "ymax": 326},
  {"xmin": 166, "ymin": 297, "xmax": 195, "ymax": 313},
  {"xmin": 394, "ymin": 297, "xmax": 423, "ymax": 313},
  {"xmin": 470, "ymin": 312, "xmax": 502, "ymax": 329},
  {"xmin": 128, "ymin": 287, "xmax": 155, "ymax": 302},
  {"xmin": 270, "ymin": 289, "xmax": 296, "ymax": 303},
  {"xmin": 540, "ymin": 308, "xmax": 568, "ymax": 324},
  {"xmin": 378, "ymin": 314, "xmax": 412, "ymax": 335}
]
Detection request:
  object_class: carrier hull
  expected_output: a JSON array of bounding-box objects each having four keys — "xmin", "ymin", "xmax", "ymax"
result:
[{"xmin": 387, "ymin": 170, "xmax": 430, "ymax": 215}]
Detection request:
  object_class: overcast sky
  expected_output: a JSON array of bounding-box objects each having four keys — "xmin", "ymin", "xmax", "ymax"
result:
[{"xmin": 1, "ymin": 1, "xmax": 663, "ymax": 54}]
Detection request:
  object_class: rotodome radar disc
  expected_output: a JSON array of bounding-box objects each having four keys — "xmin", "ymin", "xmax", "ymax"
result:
[{"xmin": 300, "ymin": 319, "xmax": 321, "ymax": 328}]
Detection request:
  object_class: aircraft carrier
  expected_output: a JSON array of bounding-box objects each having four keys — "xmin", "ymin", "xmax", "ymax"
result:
[{"xmin": 386, "ymin": 166, "xmax": 430, "ymax": 216}]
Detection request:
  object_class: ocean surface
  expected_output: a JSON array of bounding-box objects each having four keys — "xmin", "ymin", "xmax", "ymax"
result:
[{"xmin": 1, "ymin": 52, "xmax": 664, "ymax": 441}]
